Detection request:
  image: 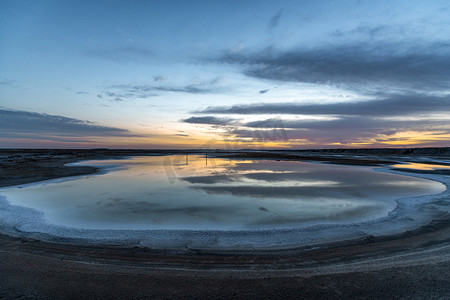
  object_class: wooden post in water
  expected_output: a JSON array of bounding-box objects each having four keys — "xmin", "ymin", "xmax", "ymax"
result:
[
  {"xmin": 205, "ymin": 152, "xmax": 208, "ymax": 166},
  {"xmin": 186, "ymin": 153, "xmax": 189, "ymax": 165}
]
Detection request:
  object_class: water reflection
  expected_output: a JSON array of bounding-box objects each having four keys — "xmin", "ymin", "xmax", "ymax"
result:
[
  {"xmin": 391, "ymin": 162, "xmax": 450, "ymax": 171},
  {"xmin": 0, "ymin": 155, "xmax": 445, "ymax": 230}
]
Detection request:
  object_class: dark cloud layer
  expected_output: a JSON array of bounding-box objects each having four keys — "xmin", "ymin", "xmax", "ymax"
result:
[
  {"xmin": 245, "ymin": 116, "xmax": 442, "ymax": 131},
  {"xmin": 199, "ymin": 94, "xmax": 450, "ymax": 116},
  {"xmin": 235, "ymin": 116, "xmax": 450, "ymax": 145},
  {"xmin": 191, "ymin": 39, "xmax": 450, "ymax": 147},
  {"xmin": 0, "ymin": 108, "xmax": 134, "ymax": 138},
  {"xmin": 182, "ymin": 116, "xmax": 235, "ymax": 126},
  {"xmin": 215, "ymin": 42, "xmax": 450, "ymax": 91}
]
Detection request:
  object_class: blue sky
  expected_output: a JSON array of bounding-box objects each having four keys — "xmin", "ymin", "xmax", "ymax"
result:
[{"xmin": 1, "ymin": 0, "xmax": 450, "ymax": 148}]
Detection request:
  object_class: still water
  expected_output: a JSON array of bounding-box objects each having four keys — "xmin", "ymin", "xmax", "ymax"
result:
[
  {"xmin": 0, "ymin": 155, "xmax": 445, "ymax": 230},
  {"xmin": 390, "ymin": 162, "xmax": 450, "ymax": 171}
]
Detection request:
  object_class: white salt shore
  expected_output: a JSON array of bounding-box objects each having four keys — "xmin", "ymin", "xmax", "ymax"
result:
[{"xmin": 0, "ymin": 167, "xmax": 449, "ymax": 252}]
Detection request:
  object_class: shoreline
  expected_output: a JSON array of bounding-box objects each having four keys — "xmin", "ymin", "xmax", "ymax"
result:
[
  {"xmin": 1, "ymin": 149, "xmax": 450, "ymax": 298},
  {"xmin": 0, "ymin": 155, "xmax": 448, "ymax": 252}
]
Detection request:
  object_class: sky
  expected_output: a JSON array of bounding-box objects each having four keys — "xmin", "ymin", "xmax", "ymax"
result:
[{"xmin": 1, "ymin": 0, "xmax": 450, "ymax": 149}]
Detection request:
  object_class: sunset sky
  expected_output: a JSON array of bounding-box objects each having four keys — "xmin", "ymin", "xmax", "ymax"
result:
[{"xmin": 1, "ymin": 0, "xmax": 450, "ymax": 149}]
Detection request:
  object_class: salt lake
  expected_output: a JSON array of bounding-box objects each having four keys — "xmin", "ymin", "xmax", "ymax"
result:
[{"xmin": 0, "ymin": 155, "xmax": 445, "ymax": 231}]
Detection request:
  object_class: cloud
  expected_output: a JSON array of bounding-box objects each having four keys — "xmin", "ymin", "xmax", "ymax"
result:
[
  {"xmin": 233, "ymin": 115, "xmax": 450, "ymax": 145},
  {"xmin": 85, "ymin": 45, "xmax": 154, "ymax": 63},
  {"xmin": 0, "ymin": 108, "xmax": 136, "ymax": 139},
  {"xmin": 193, "ymin": 36, "xmax": 450, "ymax": 146},
  {"xmin": 244, "ymin": 116, "xmax": 443, "ymax": 130},
  {"xmin": 268, "ymin": 8, "xmax": 284, "ymax": 31},
  {"xmin": 214, "ymin": 41, "xmax": 450, "ymax": 92},
  {"xmin": 331, "ymin": 24, "xmax": 405, "ymax": 40},
  {"xmin": 102, "ymin": 79, "xmax": 224, "ymax": 101},
  {"xmin": 198, "ymin": 94, "xmax": 450, "ymax": 116},
  {"xmin": 0, "ymin": 78, "xmax": 15, "ymax": 85},
  {"xmin": 103, "ymin": 87, "xmax": 157, "ymax": 101},
  {"xmin": 182, "ymin": 116, "xmax": 236, "ymax": 126},
  {"xmin": 153, "ymin": 75, "xmax": 167, "ymax": 82},
  {"xmin": 189, "ymin": 24, "xmax": 450, "ymax": 147},
  {"xmin": 187, "ymin": 103, "xmax": 450, "ymax": 146},
  {"xmin": 152, "ymin": 84, "xmax": 213, "ymax": 94}
]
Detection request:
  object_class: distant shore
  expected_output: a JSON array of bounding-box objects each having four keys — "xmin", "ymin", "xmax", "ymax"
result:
[
  {"xmin": 1, "ymin": 147, "xmax": 449, "ymax": 188},
  {"xmin": 1, "ymin": 148, "xmax": 449, "ymax": 299}
]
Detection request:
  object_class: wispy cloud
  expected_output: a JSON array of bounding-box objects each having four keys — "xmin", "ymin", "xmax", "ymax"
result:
[
  {"xmin": 152, "ymin": 85, "xmax": 214, "ymax": 94},
  {"xmin": 182, "ymin": 116, "xmax": 236, "ymax": 126},
  {"xmin": 331, "ymin": 24, "xmax": 408, "ymax": 40},
  {"xmin": 153, "ymin": 75, "xmax": 168, "ymax": 82},
  {"xmin": 0, "ymin": 77, "xmax": 15, "ymax": 85},
  {"xmin": 268, "ymin": 8, "xmax": 284, "ymax": 31},
  {"xmin": 101, "ymin": 78, "xmax": 225, "ymax": 101},
  {"xmin": 85, "ymin": 45, "xmax": 155, "ymax": 63}
]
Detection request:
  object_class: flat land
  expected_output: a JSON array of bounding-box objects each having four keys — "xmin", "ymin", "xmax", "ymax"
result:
[{"xmin": 1, "ymin": 148, "xmax": 449, "ymax": 299}]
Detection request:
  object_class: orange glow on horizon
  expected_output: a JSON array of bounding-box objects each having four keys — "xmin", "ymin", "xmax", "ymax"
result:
[{"xmin": 1, "ymin": 129, "xmax": 449, "ymax": 149}]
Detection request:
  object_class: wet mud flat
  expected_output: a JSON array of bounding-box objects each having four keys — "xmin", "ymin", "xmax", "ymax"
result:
[{"xmin": 0, "ymin": 148, "xmax": 449, "ymax": 299}]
